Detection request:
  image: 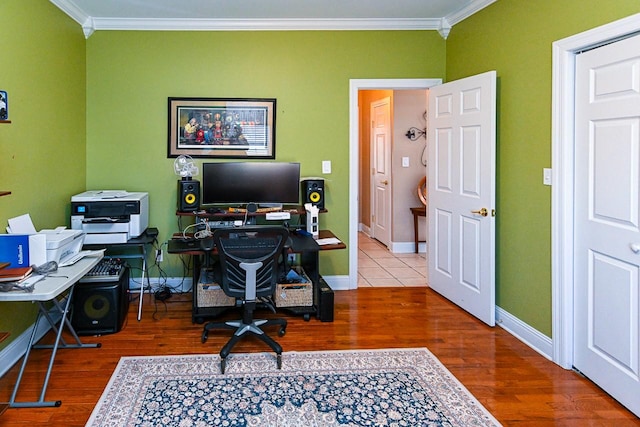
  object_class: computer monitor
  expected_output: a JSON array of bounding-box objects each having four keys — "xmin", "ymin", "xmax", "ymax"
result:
[{"xmin": 201, "ymin": 162, "xmax": 300, "ymax": 208}]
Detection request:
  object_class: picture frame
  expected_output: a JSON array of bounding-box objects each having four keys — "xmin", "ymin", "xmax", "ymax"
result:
[
  {"xmin": 168, "ymin": 97, "xmax": 276, "ymax": 159},
  {"xmin": 0, "ymin": 91, "xmax": 8, "ymax": 121}
]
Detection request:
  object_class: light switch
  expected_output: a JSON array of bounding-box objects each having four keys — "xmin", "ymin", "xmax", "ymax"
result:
[
  {"xmin": 543, "ymin": 168, "xmax": 552, "ymax": 186},
  {"xmin": 322, "ymin": 160, "xmax": 331, "ymax": 174},
  {"xmin": 402, "ymin": 157, "xmax": 410, "ymax": 168}
]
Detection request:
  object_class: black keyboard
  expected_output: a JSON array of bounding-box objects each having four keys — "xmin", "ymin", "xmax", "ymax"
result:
[{"xmin": 223, "ymin": 237, "xmax": 277, "ymax": 250}]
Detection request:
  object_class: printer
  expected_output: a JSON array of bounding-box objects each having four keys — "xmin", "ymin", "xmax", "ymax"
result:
[{"xmin": 71, "ymin": 191, "xmax": 149, "ymax": 244}]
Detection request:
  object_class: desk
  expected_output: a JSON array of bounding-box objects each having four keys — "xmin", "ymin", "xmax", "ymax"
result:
[
  {"xmin": 0, "ymin": 256, "xmax": 103, "ymax": 408},
  {"xmin": 84, "ymin": 227, "xmax": 158, "ymax": 321},
  {"xmin": 168, "ymin": 229, "xmax": 345, "ymax": 322},
  {"xmin": 410, "ymin": 206, "xmax": 426, "ymax": 253}
]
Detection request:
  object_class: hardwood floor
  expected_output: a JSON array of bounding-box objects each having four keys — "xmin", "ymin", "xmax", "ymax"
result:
[{"xmin": 0, "ymin": 288, "xmax": 637, "ymax": 426}]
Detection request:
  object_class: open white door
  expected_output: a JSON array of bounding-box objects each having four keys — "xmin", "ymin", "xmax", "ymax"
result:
[
  {"xmin": 371, "ymin": 97, "xmax": 392, "ymax": 247},
  {"xmin": 428, "ymin": 71, "xmax": 497, "ymax": 326}
]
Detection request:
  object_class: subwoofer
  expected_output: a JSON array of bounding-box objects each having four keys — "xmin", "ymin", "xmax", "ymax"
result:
[
  {"xmin": 177, "ymin": 179, "xmax": 200, "ymax": 212},
  {"xmin": 72, "ymin": 268, "xmax": 129, "ymax": 335},
  {"xmin": 301, "ymin": 179, "xmax": 324, "ymax": 210}
]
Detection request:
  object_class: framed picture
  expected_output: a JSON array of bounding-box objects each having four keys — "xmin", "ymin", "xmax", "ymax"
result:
[
  {"xmin": 0, "ymin": 91, "xmax": 7, "ymax": 120},
  {"xmin": 168, "ymin": 97, "xmax": 276, "ymax": 159}
]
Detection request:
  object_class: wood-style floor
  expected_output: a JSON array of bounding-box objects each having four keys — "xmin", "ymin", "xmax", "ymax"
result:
[{"xmin": 0, "ymin": 288, "xmax": 638, "ymax": 426}]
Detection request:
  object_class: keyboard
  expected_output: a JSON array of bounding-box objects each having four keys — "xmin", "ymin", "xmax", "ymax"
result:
[
  {"xmin": 223, "ymin": 237, "xmax": 278, "ymax": 250},
  {"xmin": 80, "ymin": 258, "xmax": 126, "ymax": 282}
]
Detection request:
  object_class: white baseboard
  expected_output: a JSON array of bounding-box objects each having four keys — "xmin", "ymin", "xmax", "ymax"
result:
[
  {"xmin": 496, "ymin": 306, "xmax": 553, "ymax": 360},
  {"xmin": 0, "ymin": 305, "xmax": 64, "ymax": 378},
  {"xmin": 321, "ymin": 275, "xmax": 350, "ymax": 290},
  {"xmin": 389, "ymin": 241, "xmax": 426, "ymax": 254}
]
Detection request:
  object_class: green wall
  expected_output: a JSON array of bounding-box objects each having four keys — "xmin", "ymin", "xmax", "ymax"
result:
[
  {"xmin": 0, "ymin": 0, "xmax": 86, "ymax": 349},
  {"xmin": 446, "ymin": 0, "xmax": 640, "ymax": 335},
  {"xmin": 85, "ymin": 30, "xmax": 446, "ymax": 279},
  {"xmin": 2, "ymin": 0, "xmax": 640, "ymax": 352}
]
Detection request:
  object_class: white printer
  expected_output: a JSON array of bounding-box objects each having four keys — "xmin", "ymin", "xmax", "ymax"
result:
[{"xmin": 71, "ymin": 191, "xmax": 149, "ymax": 244}]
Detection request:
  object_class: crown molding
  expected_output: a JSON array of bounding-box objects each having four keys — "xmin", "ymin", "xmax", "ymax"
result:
[
  {"xmin": 50, "ymin": 0, "xmax": 498, "ymax": 39},
  {"xmin": 89, "ymin": 17, "xmax": 444, "ymax": 33},
  {"xmin": 446, "ymin": 0, "xmax": 497, "ymax": 26}
]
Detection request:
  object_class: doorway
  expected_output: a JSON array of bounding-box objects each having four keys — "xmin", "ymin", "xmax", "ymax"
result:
[{"xmin": 348, "ymin": 79, "xmax": 442, "ymax": 289}]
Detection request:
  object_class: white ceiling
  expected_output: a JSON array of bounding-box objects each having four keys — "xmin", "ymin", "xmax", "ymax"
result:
[{"xmin": 49, "ymin": 0, "xmax": 497, "ymax": 38}]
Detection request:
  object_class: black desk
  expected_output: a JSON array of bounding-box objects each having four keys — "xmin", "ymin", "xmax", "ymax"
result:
[
  {"xmin": 84, "ymin": 227, "xmax": 158, "ymax": 321},
  {"xmin": 168, "ymin": 229, "xmax": 344, "ymax": 323}
]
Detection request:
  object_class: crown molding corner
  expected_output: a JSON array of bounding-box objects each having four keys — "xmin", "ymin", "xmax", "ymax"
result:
[
  {"xmin": 446, "ymin": 0, "xmax": 497, "ymax": 27},
  {"xmin": 82, "ymin": 17, "xmax": 96, "ymax": 38},
  {"xmin": 438, "ymin": 18, "xmax": 452, "ymax": 39}
]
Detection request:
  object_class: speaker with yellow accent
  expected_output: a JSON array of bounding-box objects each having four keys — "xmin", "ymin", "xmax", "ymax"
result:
[
  {"xmin": 178, "ymin": 179, "xmax": 200, "ymax": 212},
  {"xmin": 301, "ymin": 179, "xmax": 324, "ymax": 210}
]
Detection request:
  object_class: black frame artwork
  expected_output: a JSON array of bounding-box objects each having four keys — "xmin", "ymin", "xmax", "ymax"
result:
[{"xmin": 168, "ymin": 97, "xmax": 276, "ymax": 159}]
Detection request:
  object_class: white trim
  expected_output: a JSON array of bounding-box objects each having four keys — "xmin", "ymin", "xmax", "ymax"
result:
[
  {"xmin": 90, "ymin": 17, "xmax": 444, "ymax": 32},
  {"xmin": 349, "ymin": 79, "xmax": 442, "ymax": 290},
  {"xmin": 0, "ymin": 307, "xmax": 63, "ymax": 378},
  {"xmin": 551, "ymin": 13, "xmax": 640, "ymax": 369},
  {"xmin": 496, "ymin": 307, "xmax": 553, "ymax": 360},
  {"xmin": 50, "ymin": 0, "xmax": 497, "ymax": 38},
  {"xmin": 445, "ymin": 0, "xmax": 497, "ymax": 26},
  {"xmin": 321, "ymin": 275, "xmax": 350, "ymax": 291}
]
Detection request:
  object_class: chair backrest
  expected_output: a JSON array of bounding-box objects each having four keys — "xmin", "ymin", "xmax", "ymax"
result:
[{"xmin": 213, "ymin": 226, "xmax": 289, "ymax": 300}]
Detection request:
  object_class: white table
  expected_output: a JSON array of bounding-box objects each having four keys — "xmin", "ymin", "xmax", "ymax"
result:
[{"xmin": 0, "ymin": 255, "xmax": 103, "ymax": 408}]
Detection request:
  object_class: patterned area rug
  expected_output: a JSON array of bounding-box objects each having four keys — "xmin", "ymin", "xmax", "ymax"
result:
[{"xmin": 86, "ymin": 348, "xmax": 501, "ymax": 426}]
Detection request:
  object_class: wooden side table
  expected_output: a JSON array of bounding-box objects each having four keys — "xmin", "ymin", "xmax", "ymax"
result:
[{"xmin": 410, "ymin": 206, "xmax": 426, "ymax": 253}]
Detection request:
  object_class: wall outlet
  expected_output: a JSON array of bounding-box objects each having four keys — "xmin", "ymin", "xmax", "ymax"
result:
[
  {"xmin": 287, "ymin": 253, "xmax": 297, "ymax": 265},
  {"xmin": 156, "ymin": 249, "xmax": 163, "ymax": 263}
]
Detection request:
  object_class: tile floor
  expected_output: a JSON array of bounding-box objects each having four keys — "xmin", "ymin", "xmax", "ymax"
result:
[{"xmin": 357, "ymin": 232, "xmax": 427, "ymax": 287}]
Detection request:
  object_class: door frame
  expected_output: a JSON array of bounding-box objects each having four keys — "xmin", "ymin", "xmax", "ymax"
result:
[
  {"xmin": 552, "ymin": 13, "xmax": 640, "ymax": 368},
  {"xmin": 349, "ymin": 79, "xmax": 442, "ymax": 289}
]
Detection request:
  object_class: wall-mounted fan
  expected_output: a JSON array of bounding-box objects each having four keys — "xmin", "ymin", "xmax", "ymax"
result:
[{"xmin": 174, "ymin": 155, "xmax": 199, "ymax": 180}]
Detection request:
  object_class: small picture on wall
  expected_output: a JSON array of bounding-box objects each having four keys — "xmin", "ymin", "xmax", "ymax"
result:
[{"xmin": 0, "ymin": 91, "xmax": 7, "ymax": 120}]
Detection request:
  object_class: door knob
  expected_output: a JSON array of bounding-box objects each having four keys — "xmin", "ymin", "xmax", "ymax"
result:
[
  {"xmin": 471, "ymin": 208, "xmax": 488, "ymax": 217},
  {"xmin": 631, "ymin": 243, "xmax": 640, "ymax": 254},
  {"xmin": 381, "ymin": 180, "xmax": 388, "ymax": 185}
]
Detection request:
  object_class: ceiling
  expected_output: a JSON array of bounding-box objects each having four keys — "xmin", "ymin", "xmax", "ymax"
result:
[{"xmin": 49, "ymin": 0, "xmax": 496, "ymax": 38}]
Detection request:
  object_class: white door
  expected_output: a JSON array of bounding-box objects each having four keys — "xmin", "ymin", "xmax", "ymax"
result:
[
  {"xmin": 428, "ymin": 71, "xmax": 497, "ymax": 326},
  {"xmin": 371, "ymin": 97, "xmax": 392, "ymax": 247},
  {"xmin": 573, "ymin": 33, "xmax": 640, "ymax": 417}
]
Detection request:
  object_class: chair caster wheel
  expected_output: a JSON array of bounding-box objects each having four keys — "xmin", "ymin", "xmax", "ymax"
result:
[
  {"xmin": 303, "ymin": 314, "xmax": 310, "ymax": 321},
  {"xmin": 220, "ymin": 358, "xmax": 226, "ymax": 374},
  {"xmin": 277, "ymin": 354, "xmax": 282, "ymax": 369},
  {"xmin": 201, "ymin": 331, "xmax": 208, "ymax": 343},
  {"xmin": 278, "ymin": 327, "xmax": 286, "ymax": 336}
]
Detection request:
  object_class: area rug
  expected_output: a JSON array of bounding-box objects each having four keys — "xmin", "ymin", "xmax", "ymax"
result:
[{"xmin": 86, "ymin": 348, "xmax": 501, "ymax": 426}]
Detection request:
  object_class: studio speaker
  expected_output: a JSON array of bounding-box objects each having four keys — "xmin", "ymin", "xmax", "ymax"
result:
[
  {"xmin": 72, "ymin": 268, "xmax": 130, "ymax": 335},
  {"xmin": 301, "ymin": 179, "xmax": 324, "ymax": 210},
  {"xmin": 177, "ymin": 179, "xmax": 200, "ymax": 212}
]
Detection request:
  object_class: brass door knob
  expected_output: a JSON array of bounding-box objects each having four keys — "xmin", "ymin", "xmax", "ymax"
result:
[{"xmin": 471, "ymin": 208, "xmax": 488, "ymax": 217}]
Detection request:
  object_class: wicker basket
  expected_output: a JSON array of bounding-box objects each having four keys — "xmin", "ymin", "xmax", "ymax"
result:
[
  {"xmin": 275, "ymin": 266, "xmax": 313, "ymax": 307},
  {"xmin": 196, "ymin": 268, "xmax": 236, "ymax": 307}
]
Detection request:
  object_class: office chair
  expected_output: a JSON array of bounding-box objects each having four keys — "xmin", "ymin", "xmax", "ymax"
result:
[{"xmin": 201, "ymin": 226, "xmax": 289, "ymax": 373}]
